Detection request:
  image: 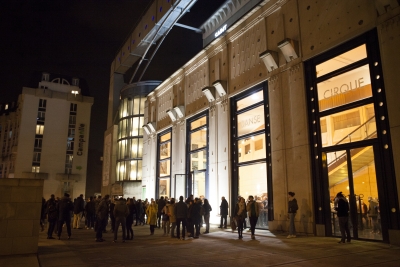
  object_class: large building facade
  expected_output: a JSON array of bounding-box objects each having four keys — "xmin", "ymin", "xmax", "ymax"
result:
[
  {"xmin": 0, "ymin": 73, "xmax": 93, "ymax": 199},
  {"xmin": 104, "ymin": 0, "xmax": 400, "ymax": 244}
]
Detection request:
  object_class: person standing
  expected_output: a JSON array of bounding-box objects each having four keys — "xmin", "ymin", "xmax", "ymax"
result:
[
  {"xmin": 335, "ymin": 192, "xmax": 351, "ymax": 243},
  {"xmin": 46, "ymin": 194, "xmax": 58, "ymax": 239},
  {"xmin": 235, "ymin": 197, "xmax": 247, "ymax": 239},
  {"xmin": 113, "ymin": 197, "xmax": 129, "ymax": 243},
  {"xmin": 95, "ymin": 195, "xmax": 110, "ymax": 242},
  {"xmin": 85, "ymin": 196, "xmax": 95, "ymax": 229},
  {"xmin": 246, "ymin": 195, "xmax": 259, "ymax": 240},
  {"xmin": 219, "ymin": 196, "xmax": 228, "ymax": 229},
  {"xmin": 109, "ymin": 198, "xmax": 116, "ymax": 233},
  {"xmin": 73, "ymin": 194, "xmax": 84, "ymax": 229},
  {"xmin": 287, "ymin": 192, "xmax": 298, "ymax": 238},
  {"xmin": 146, "ymin": 198, "xmax": 158, "ymax": 235},
  {"xmin": 126, "ymin": 198, "xmax": 136, "ymax": 239},
  {"xmin": 192, "ymin": 198, "xmax": 202, "ymax": 238},
  {"xmin": 57, "ymin": 193, "xmax": 74, "ymax": 240},
  {"xmin": 157, "ymin": 196, "xmax": 166, "ymax": 228},
  {"xmin": 202, "ymin": 198, "xmax": 212, "ymax": 234},
  {"xmin": 175, "ymin": 196, "xmax": 188, "ymax": 240},
  {"xmin": 168, "ymin": 198, "xmax": 177, "ymax": 238}
]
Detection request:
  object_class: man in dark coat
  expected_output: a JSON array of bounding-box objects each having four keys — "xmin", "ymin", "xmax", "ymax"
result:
[
  {"xmin": 334, "ymin": 192, "xmax": 351, "ymax": 243},
  {"xmin": 46, "ymin": 194, "xmax": 58, "ymax": 239},
  {"xmin": 175, "ymin": 196, "xmax": 188, "ymax": 240},
  {"xmin": 157, "ymin": 196, "xmax": 166, "ymax": 228},
  {"xmin": 57, "ymin": 193, "xmax": 74, "ymax": 240},
  {"xmin": 192, "ymin": 199, "xmax": 202, "ymax": 238},
  {"xmin": 85, "ymin": 196, "xmax": 96, "ymax": 229},
  {"xmin": 219, "ymin": 196, "xmax": 229, "ymax": 228},
  {"xmin": 73, "ymin": 194, "xmax": 84, "ymax": 229},
  {"xmin": 95, "ymin": 195, "xmax": 110, "ymax": 242}
]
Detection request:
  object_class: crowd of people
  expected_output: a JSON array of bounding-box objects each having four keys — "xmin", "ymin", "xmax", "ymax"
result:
[{"xmin": 40, "ymin": 192, "xmax": 300, "ymax": 242}]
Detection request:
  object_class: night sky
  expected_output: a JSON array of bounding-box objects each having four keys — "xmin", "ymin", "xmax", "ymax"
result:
[{"xmin": 0, "ymin": 0, "xmax": 226, "ymax": 194}]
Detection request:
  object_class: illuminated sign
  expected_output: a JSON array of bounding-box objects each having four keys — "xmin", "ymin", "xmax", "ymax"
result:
[
  {"xmin": 214, "ymin": 24, "xmax": 227, "ymax": 38},
  {"xmin": 77, "ymin": 124, "xmax": 85, "ymax": 156}
]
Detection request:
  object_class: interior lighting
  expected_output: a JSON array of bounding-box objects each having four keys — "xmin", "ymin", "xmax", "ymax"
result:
[
  {"xmin": 166, "ymin": 109, "xmax": 177, "ymax": 122},
  {"xmin": 174, "ymin": 106, "xmax": 185, "ymax": 118},
  {"xmin": 202, "ymin": 87, "xmax": 216, "ymax": 102},
  {"xmin": 277, "ymin": 38, "xmax": 299, "ymax": 62},
  {"xmin": 147, "ymin": 122, "xmax": 156, "ymax": 133},
  {"xmin": 259, "ymin": 50, "xmax": 278, "ymax": 72},
  {"xmin": 212, "ymin": 80, "xmax": 227, "ymax": 97},
  {"xmin": 143, "ymin": 125, "xmax": 151, "ymax": 135}
]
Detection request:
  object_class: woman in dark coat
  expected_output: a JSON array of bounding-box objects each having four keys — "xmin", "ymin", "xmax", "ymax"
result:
[
  {"xmin": 126, "ymin": 198, "xmax": 136, "ymax": 239},
  {"xmin": 234, "ymin": 197, "xmax": 247, "ymax": 239}
]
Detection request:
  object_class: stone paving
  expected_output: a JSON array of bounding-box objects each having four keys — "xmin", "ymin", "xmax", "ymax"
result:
[{"xmin": 2, "ymin": 221, "xmax": 400, "ymax": 267}]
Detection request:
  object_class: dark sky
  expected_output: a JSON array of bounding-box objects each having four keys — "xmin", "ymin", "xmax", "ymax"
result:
[{"xmin": 0, "ymin": 0, "xmax": 226, "ymax": 149}]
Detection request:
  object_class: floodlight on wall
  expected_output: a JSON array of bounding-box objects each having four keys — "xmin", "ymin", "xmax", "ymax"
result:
[
  {"xmin": 142, "ymin": 125, "xmax": 151, "ymax": 135},
  {"xmin": 259, "ymin": 50, "xmax": 278, "ymax": 72},
  {"xmin": 147, "ymin": 122, "xmax": 156, "ymax": 133},
  {"xmin": 71, "ymin": 90, "xmax": 79, "ymax": 97},
  {"xmin": 212, "ymin": 80, "xmax": 227, "ymax": 97},
  {"xmin": 202, "ymin": 86, "xmax": 216, "ymax": 102},
  {"xmin": 174, "ymin": 106, "xmax": 185, "ymax": 118},
  {"xmin": 277, "ymin": 38, "xmax": 299, "ymax": 62},
  {"xmin": 166, "ymin": 109, "xmax": 177, "ymax": 122}
]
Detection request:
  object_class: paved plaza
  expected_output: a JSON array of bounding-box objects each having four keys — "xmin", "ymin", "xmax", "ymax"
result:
[{"xmin": 2, "ymin": 221, "xmax": 400, "ymax": 267}]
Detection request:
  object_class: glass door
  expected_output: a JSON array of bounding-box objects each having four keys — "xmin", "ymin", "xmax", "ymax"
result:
[{"xmin": 326, "ymin": 145, "xmax": 382, "ymax": 241}]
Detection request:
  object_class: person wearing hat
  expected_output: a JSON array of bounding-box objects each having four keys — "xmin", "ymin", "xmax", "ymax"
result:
[{"xmin": 334, "ymin": 192, "xmax": 351, "ymax": 243}]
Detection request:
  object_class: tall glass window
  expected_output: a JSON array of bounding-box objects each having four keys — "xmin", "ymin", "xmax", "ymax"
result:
[
  {"xmin": 157, "ymin": 130, "xmax": 172, "ymax": 198},
  {"xmin": 231, "ymin": 84, "xmax": 271, "ymax": 229},
  {"xmin": 187, "ymin": 113, "xmax": 208, "ymax": 198},
  {"xmin": 116, "ymin": 96, "xmax": 146, "ymax": 181}
]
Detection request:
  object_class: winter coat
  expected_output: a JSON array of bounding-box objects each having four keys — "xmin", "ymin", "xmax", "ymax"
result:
[
  {"xmin": 190, "ymin": 202, "xmax": 202, "ymax": 223},
  {"xmin": 203, "ymin": 202, "xmax": 212, "ymax": 216},
  {"xmin": 135, "ymin": 202, "xmax": 143, "ymax": 216},
  {"xmin": 175, "ymin": 200, "xmax": 188, "ymax": 219},
  {"xmin": 46, "ymin": 198, "xmax": 58, "ymax": 221},
  {"xmin": 246, "ymin": 200, "xmax": 259, "ymax": 218},
  {"xmin": 109, "ymin": 202, "xmax": 115, "ymax": 218},
  {"xmin": 167, "ymin": 203, "xmax": 176, "ymax": 223},
  {"xmin": 146, "ymin": 203, "xmax": 158, "ymax": 225},
  {"xmin": 334, "ymin": 195, "xmax": 349, "ymax": 217},
  {"xmin": 158, "ymin": 198, "xmax": 166, "ymax": 215},
  {"xmin": 220, "ymin": 199, "xmax": 229, "ymax": 216},
  {"xmin": 85, "ymin": 201, "xmax": 95, "ymax": 215},
  {"xmin": 288, "ymin": 198, "xmax": 299, "ymax": 213},
  {"xmin": 73, "ymin": 196, "xmax": 84, "ymax": 214},
  {"xmin": 58, "ymin": 196, "xmax": 74, "ymax": 221},
  {"xmin": 234, "ymin": 202, "xmax": 247, "ymax": 219},
  {"xmin": 96, "ymin": 199, "xmax": 109, "ymax": 220},
  {"xmin": 113, "ymin": 199, "xmax": 129, "ymax": 218}
]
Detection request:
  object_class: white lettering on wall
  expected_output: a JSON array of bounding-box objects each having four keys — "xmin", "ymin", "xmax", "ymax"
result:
[
  {"xmin": 214, "ymin": 24, "xmax": 227, "ymax": 38},
  {"xmin": 240, "ymin": 115, "xmax": 261, "ymax": 129}
]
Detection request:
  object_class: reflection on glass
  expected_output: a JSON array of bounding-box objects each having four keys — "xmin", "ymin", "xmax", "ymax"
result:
[
  {"xmin": 316, "ymin": 44, "xmax": 367, "ymax": 78},
  {"xmin": 159, "ymin": 160, "xmax": 170, "ymax": 177},
  {"xmin": 190, "ymin": 130, "xmax": 207, "ymax": 150},
  {"xmin": 238, "ymin": 134, "xmax": 266, "ymax": 163},
  {"xmin": 159, "ymin": 142, "xmax": 171, "ymax": 160},
  {"xmin": 190, "ymin": 151, "xmax": 206, "ymax": 171},
  {"xmin": 238, "ymin": 163, "xmax": 268, "ymax": 229},
  {"xmin": 237, "ymin": 90, "xmax": 264, "ymax": 111},
  {"xmin": 320, "ymin": 103, "xmax": 376, "ymax": 147},
  {"xmin": 190, "ymin": 116, "xmax": 207, "ymax": 130},
  {"xmin": 351, "ymin": 146, "xmax": 381, "ymax": 240},
  {"xmin": 237, "ymin": 105, "xmax": 265, "ymax": 137},
  {"xmin": 193, "ymin": 172, "xmax": 205, "ymax": 199},
  {"xmin": 159, "ymin": 178, "xmax": 170, "ymax": 198},
  {"xmin": 317, "ymin": 65, "xmax": 372, "ymax": 112}
]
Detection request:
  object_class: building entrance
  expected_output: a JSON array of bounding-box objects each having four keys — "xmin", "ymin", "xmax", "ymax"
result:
[{"xmin": 325, "ymin": 144, "xmax": 382, "ymax": 241}]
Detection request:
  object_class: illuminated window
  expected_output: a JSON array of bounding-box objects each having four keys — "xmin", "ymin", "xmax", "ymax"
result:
[
  {"xmin": 32, "ymin": 166, "xmax": 40, "ymax": 173},
  {"xmin": 36, "ymin": 125, "xmax": 44, "ymax": 135}
]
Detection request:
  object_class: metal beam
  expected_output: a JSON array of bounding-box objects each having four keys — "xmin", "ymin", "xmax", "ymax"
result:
[{"xmin": 175, "ymin": 23, "xmax": 203, "ymax": 33}]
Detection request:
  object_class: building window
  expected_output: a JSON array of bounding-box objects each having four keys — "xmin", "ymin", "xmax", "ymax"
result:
[
  {"xmin": 37, "ymin": 111, "xmax": 45, "ymax": 122},
  {"xmin": 34, "ymin": 138, "xmax": 42, "ymax": 149},
  {"xmin": 157, "ymin": 130, "xmax": 172, "ymax": 198},
  {"xmin": 39, "ymin": 99, "xmax": 47, "ymax": 109},
  {"xmin": 36, "ymin": 125, "xmax": 44, "ymax": 135},
  {"xmin": 32, "ymin": 166, "xmax": 40, "ymax": 173},
  {"xmin": 231, "ymin": 84, "xmax": 271, "ymax": 229},
  {"xmin": 69, "ymin": 115, "xmax": 76, "ymax": 125},
  {"xmin": 70, "ymin": 103, "xmax": 77, "ymax": 113},
  {"xmin": 33, "ymin": 152, "xmax": 41, "ymax": 163},
  {"xmin": 186, "ymin": 113, "xmax": 208, "ymax": 198}
]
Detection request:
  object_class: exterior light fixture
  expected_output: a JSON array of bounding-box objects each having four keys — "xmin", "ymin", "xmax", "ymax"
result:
[
  {"xmin": 212, "ymin": 80, "xmax": 227, "ymax": 97},
  {"xmin": 142, "ymin": 125, "xmax": 151, "ymax": 135},
  {"xmin": 166, "ymin": 109, "xmax": 177, "ymax": 122},
  {"xmin": 147, "ymin": 122, "xmax": 156, "ymax": 133},
  {"xmin": 71, "ymin": 90, "xmax": 79, "ymax": 96},
  {"xmin": 259, "ymin": 50, "xmax": 278, "ymax": 72},
  {"xmin": 202, "ymin": 86, "xmax": 216, "ymax": 102},
  {"xmin": 277, "ymin": 38, "xmax": 299, "ymax": 62},
  {"xmin": 174, "ymin": 106, "xmax": 185, "ymax": 118}
]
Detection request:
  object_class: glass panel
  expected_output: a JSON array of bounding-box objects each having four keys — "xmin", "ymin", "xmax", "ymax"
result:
[
  {"xmin": 130, "ymin": 160, "xmax": 137, "ymax": 180},
  {"xmin": 134, "ymin": 97, "xmax": 140, "ymax": 115},
  {"xmin": 237, "ymin": 90, "xmax": 264, "ymax": 111},
  {"xmin": 351, "ymin": 146, "xmax": 382, "ymax": 240},
  {"xmin": 327, "ymin": 151, "xmax": 352, "ymax": 238},
  {"xmin": 131, "ymin": 138, "xmax": 138, "ymax": 158},
  {"xmin": 140, "ymin": 98, "xmax": 146, "ymax": 115},
  {"xmin": 320, "ymin": 104, "xmax": 376, "ymax": 147},
  {"xmin": 131, "ymin": 117, "xmax": 140, "ymax": 136},
  {"xmin": 159, "ymin": 178, "xmax": 170, "ymax": 198},
  {"xmin": 139, "ymin": 117, "xmax": 144, "ymax": 136},
  {"xmin": 238, "ymin": 134, "xmax": 266, "ymax": 163},
  {"xmin": 138, "ymin": 138, "xmax": 143, "ymax": 158},
  {"xmin": 190, "ymin": 130, "xmax": 207, "ymax": 150},
  {"xmin": 159, "ymin": 142, "xmax": 171, "ymax": 160},
  {"xmin": 238, "ymin": 163, "xmax": 268, "ymax": 229},
  {"xmin": 317, "ymin": 65, "xmax": 372, "ymax": 112},
  {"xmin": 190, "ymin": 116, "xmax": 207, "ymax": 130},
  {"xmin": 237, "ymin": 105, "xmax": 265, "ymax": 137},
  {"xmin": 193, "ymin": 172, "xmax": 205, "ymax": 199},
  {"xmin": 316, "ymin": 44, "xmax": 367, "ymax": 77},
  {"xmin": 190, "ymin": 151, "xmax": 207, "ymax": 171},
  {"xmin": 160, "ymin": 132, "xmax": 171, "ymax": 142},
  {"xmin": 159, "ymin": 160, "xmax": 170, "ymax": 177}
]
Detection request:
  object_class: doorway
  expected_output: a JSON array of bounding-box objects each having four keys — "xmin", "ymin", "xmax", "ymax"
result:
[{"xmin": 324, "ymin": 144, "xmax": 382, "ymax": 241}]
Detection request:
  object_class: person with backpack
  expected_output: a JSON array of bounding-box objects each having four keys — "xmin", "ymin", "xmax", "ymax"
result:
[
  {"xmin": 46, "ymin": 194, "xmax": 58, "ymax": 239},
  {"xmin": 287, "ymin": 192, "xmax": 299, "ymax": 238},
  {"xmin": 335, "ymin": 192, "xmax": 351, "ymax": 243}
]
